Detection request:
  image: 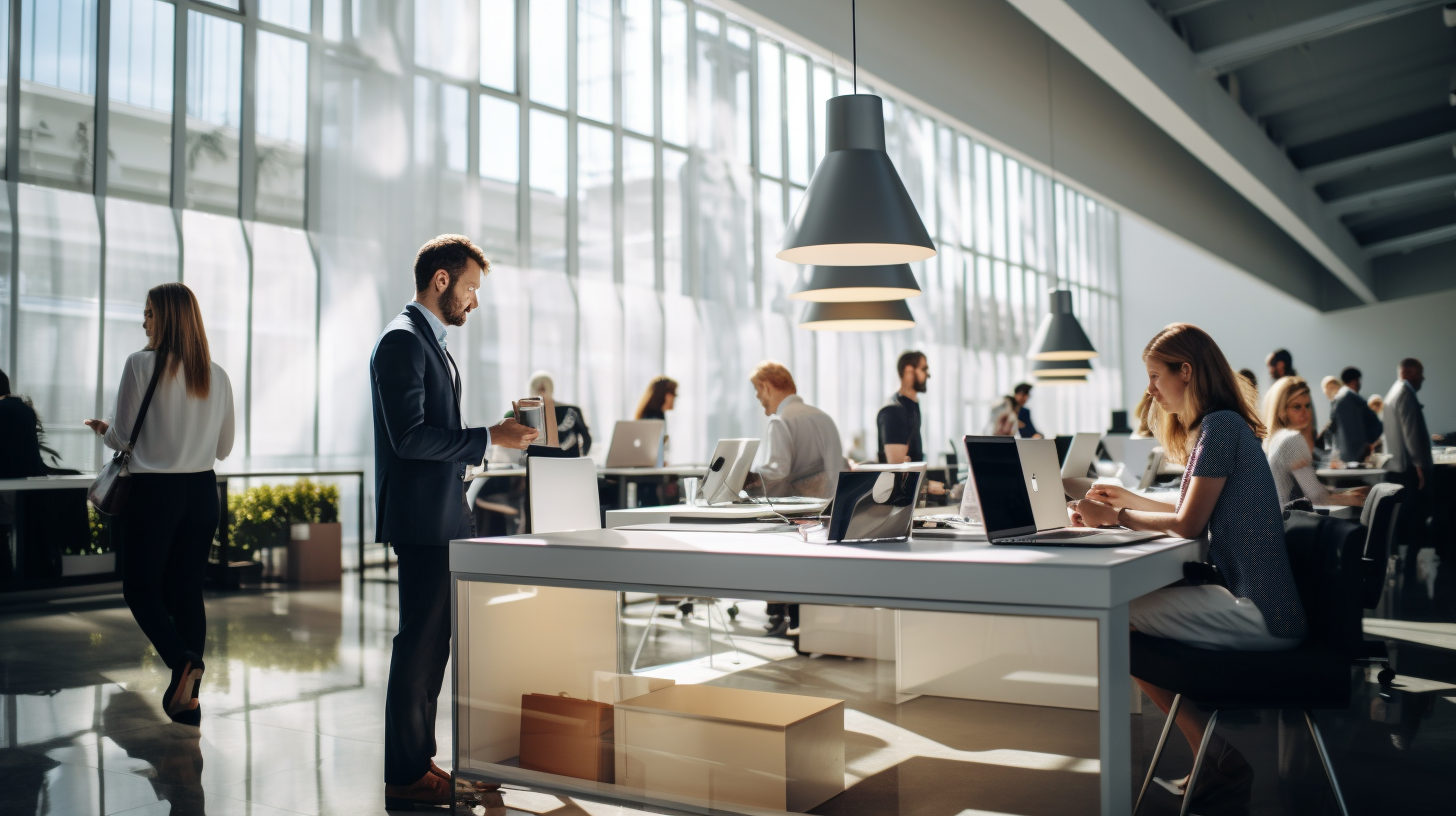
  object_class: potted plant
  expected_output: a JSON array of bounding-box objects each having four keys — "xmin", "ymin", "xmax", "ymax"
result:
[{"xmin": 62, "ymin": 506, "xmax": 117, "ymax": 577}]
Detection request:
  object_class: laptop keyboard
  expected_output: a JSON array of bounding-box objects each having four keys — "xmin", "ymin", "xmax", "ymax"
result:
[{"xmin": 1003, "ymin": 528, "xmax": 1110, "ymax": 542}]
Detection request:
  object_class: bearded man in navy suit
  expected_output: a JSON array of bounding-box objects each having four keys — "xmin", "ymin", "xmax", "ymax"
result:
[{"xmin": 371, "ymin": 235, "xmax": 537, "ymax": 806}]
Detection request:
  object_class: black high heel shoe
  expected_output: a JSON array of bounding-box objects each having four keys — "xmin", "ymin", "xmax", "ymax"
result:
[{"xmin": 165, "ymin": 652, "xmax": 205, "ymax": 726}]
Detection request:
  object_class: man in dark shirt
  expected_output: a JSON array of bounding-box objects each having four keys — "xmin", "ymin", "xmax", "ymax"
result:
[{"xmin": 877, "ymin": 351, "xmax": 928, "ymax": 464}]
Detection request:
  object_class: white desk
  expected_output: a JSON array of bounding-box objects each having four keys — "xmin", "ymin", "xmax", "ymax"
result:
[
  {"xmin": 0, "ymin": 475, "xmax": 96, "ymax": 491},
  {"xmin": 605, "ymin": 500, "xmax": 827, "ymax": 528},
  {"xmin": 450, "ymin": 527, "xmax": 1197, "ymax": 815},
  {"xmin": 1317, "ymin": 467, "xmax": 1386, "ymax": 483}
]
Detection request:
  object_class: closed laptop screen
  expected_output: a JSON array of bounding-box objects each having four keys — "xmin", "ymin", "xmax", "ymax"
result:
[
  {"xmin": 965, "ymin": 437, "xmax": 1036, "ymax": 536},
  {"xmin": 829, "ymin": 471, "xmax": 920, "ymax": 542}
]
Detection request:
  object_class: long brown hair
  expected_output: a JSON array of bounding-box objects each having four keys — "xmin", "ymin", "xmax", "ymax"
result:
[
  {"xmin": 635, "ymin": 376, "xmax": 677, "ymax": 419},
  {"xmin": 147, "ymin": 282, "xmax": 212, "ymax": 399},
  {"xmin": 1141, "ymin": 323, "xmax": 1263, "ymax": 464},
  {"xmin": 1262, "ymin": 375, "xmax": 1311, "ymax": 447}
]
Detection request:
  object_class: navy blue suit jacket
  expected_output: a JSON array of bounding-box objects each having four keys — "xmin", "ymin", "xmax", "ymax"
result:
[{"xmin": 370, "ymin": 307, "xmax": 489, "ymax": 547}]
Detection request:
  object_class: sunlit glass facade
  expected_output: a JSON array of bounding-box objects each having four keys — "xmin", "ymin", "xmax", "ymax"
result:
[{"xmin": 3, "ymin": 0, "xmax": 1120, "ymax": 497}]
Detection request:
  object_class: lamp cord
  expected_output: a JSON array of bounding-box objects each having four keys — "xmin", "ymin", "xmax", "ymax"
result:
[
  {"xmin": 852, "ymin": 0, "xmax": 857, "ymax": 94},
  {"xmin": 1046, "ymin": 36, "xmax": 1059, "ymax": 288}
]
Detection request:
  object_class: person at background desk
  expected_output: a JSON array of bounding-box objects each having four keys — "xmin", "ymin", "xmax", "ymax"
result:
[
  {"xmin": 0, "ymin": 369, "xmax": 47, "ymax": 479},
  {"xmin": 525, "ymin": 371, "xmax": 591, "ymax": 457},
  {"xmin": 1262, "ymin": 376, "xmax": 1367, "ymax": 509},
  {"xmin": 1330, "ymin": 366, "xmax": 1382, "ymax": 466},
  {"xmin": 878, "ymin": 351, "xmax": 928, "ymax": 464},
  {"xmin": 1384, "ymin": 358, "xmax": 1433, "ymax": 495},
  {"xmin": 744, "ymin": 361, "xmax": 844, "ymax": 500},
  {"xmin": 1075, "ymin": 323, "xmax": 1306, "ymax": 805},
  {"xmin": 990, "ymin": 382, "xmax": 1042, "ymax": 438},
  {"xmin": 371, "ymin": 235, "xmax": 537, "ymax": 808}
]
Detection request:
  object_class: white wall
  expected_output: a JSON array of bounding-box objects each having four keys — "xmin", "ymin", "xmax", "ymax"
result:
[{"xmin": 1119, "ymin": 215, "xmax": 1456, "ymax": 434}]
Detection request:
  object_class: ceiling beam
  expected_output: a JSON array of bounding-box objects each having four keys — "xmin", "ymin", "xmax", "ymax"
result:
[
  {"xmin": 1326, "ymin": 172, "xmax": 1456, "ymax": 216},
  {"xmin": 1302, "ymin": 130, "xmax": 1456, "ymax": 184},
  {"xmin": 1363, "ymin": 222, "xmax": 1456, "ymax": 256},
  {"xmin": 1195, "ymin": 0, "xmax": 1448, "ymax": 76},
  {"xmin": 1161, "ymin": 0, "xmax": 1233, "ymax": 19},
  {"xmin": 1005, "ymin": 0, "xmax": 1377, "ymax": 303}
]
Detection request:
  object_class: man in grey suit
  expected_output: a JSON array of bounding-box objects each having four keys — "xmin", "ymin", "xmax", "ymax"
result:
[
  {"xmin": 1384, "ymin": 358, "xmax": 1433, "ymax": 492},
  {"xmin": 1330, "ymin": 366, "xmax": 1383, "ymax": 464}
]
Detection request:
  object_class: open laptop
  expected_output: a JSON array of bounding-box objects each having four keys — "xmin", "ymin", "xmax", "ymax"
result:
[
  {"xmin": 605, "ymin": 420, "xmax": 666, "ymax": 468},
  {"xmin": 1102, "ymin": 436, "xmax": 1160, "ymax": 489},
  {"xmin": 965, "ymin": 436, "xmax": 1162, "ymax": 547},
  {"xmin": 1060, "ymin": 432, "xmax": 1102, "ymax": 479},
  {"xmin": 827, "ymin": 466, "xmax": 926, "ymax": 544},
  {"xmin": 698, "ymin": 438, "xmax": 760, "ymax": 505}
]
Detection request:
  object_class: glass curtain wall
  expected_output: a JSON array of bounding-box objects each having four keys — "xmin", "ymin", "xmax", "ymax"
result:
[
  {"xmin": 2, "ymin": 0, "xmax": 318, "ymax": 472},
  {"xmin": 2, "ymin": 0, "xmax": 1122, "ymax": 521}
]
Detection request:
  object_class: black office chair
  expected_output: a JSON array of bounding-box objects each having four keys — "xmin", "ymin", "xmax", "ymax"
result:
[
  {"xmin": 1131, "ymin": 510, "xmax": 1364, "ymax": 816},
  {"xmin": 1354, "ymin": 484, "xmax": 1404, "ymax": 682}
]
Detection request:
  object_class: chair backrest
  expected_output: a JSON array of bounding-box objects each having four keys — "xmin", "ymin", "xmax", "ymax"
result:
[
  {"xmin": 527, "ymin": 456, "xmax": 602, "ymax": 534},
  {"xmin": 1357, "ymin": 483, "xmax": 1404, "ymax": 609},
  {"xmin": 1283, "ymin": 510, "xmax": 1365, "ymax": 654}
]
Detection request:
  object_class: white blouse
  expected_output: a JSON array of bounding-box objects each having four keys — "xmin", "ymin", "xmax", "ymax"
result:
[
  {"xmin": 1265, "ymin": 428, "xmax": 1331, "ymax": 507},
  {"xmin": 104, "ymin": 350, "xmax": 236, "ymax": 474}
]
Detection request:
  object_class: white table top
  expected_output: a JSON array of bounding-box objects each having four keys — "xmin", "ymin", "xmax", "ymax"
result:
[
  {"xmin": 606, "ymin": 501, "xmax": 828, "ymax": 528},
  {"xmin": 0, "ymin": 475, "xmax": 96, "ymax": 491},
  {"xmin": 450, "ymin": 527, "xmax": 1198, "ymax": 610},
  {"xmin": 1316, "ymin": 467, "xmax": 1386, "ymax": 481},
  {"xmin": 474, "ymin": 464, "xmax": 705, "ymax": 480}
]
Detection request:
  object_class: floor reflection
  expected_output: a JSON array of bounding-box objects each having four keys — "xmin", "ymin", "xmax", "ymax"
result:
[{"xmin": 0, "ymin": 572, "xmax": 1450, "ymax": 816}]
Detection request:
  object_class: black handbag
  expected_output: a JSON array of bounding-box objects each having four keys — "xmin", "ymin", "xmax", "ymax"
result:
[{"xmin": 88, "ymin": 359, "xmax": 165, "ymax": 516}]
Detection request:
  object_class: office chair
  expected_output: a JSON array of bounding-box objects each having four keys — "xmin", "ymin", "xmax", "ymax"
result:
[
  {"xmin": 1131, "ymin": 511, "xmax": 1364, "ymax": 816},
  {"xmin": 527, "ymin": 456, "xmax": 602, "ymax": 534},
  {"xmin": 1355, "ymin": 484, "xmax": 1404, "ymax": 682}
]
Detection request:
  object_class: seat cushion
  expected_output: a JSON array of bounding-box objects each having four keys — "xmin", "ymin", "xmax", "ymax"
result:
[{"xmin": 1130, "ymin": 632, "xmax": 1350, "ymax": 710}]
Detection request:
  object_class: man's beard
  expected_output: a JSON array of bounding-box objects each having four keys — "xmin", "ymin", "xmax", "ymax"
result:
[
  {"xmin": 913, "ymin": 377, "xmax": 927, "ymax": 393},
  {"xmin": 439, "ymin": 286, "xmax": 470, "ymax": 326}
]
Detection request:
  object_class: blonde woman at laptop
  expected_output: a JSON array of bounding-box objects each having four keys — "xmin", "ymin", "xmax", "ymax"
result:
[
  {"xmin": 1071, "ymin": 323, "xmax": 1306, "ymax": 804},
  {"xmin": 1262, "ymin": 376, "xmax": 1368, "ymax": 509}
]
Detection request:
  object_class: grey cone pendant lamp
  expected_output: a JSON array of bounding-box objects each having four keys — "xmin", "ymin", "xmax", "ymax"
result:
[
  {"xmin": 798, "ymin": 300, "xmax": 915, "ymax": 332},
  {"xmin": 778, "ymin": 94, "xmax": 936, "ymax": 266},
  {"xmin": 1033, "ymin": 357, "xmax": 1091, "ymax": 385},
  {"xmin": 1029, "ymin": 290, "xmax": 1097, "ymax": 361},
  {"xmin": 791, "ymin": 264, "xmax": 922, "ymax": 303}
]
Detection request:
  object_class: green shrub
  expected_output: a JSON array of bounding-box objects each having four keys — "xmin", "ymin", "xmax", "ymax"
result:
[{"xmin": 227, "ymin": 479, "xmax": 341, "ymax": 552}]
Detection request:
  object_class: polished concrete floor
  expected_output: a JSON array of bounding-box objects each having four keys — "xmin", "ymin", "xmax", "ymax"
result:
[{"xmin": 1, "ymin": 570, "xmax": 1453, "ymax": 816}]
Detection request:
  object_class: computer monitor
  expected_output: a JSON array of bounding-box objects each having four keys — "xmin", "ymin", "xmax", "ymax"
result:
[
  {"xmin": 605, "ymin": 420, "xmax": 666, "ymax": 468},
  {"xmin": 698, "ymin": 438, "xmax": 760, "ymax": 505},
  {"xmin": 827, "ymin": 466, "xmax": 925, "ymax": 544}
]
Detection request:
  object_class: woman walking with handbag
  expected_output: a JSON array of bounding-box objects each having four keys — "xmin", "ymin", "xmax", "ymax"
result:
[{"xmin": 86, "ymin": 283, "xmax": 235, "ymax": 726}]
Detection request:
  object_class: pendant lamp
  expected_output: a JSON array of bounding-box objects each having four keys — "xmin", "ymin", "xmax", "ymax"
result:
[
  {"xmin": 1031, "ymin": 357, "xmax": 1092, "ymax": 378},
  {"xmin": 777, "ymin": 1, "xmax": 935, "ymax": 266},
  {"xmin": 1032, "ymin": 374, "xmax": 1088, "ymax": 386},
  {"xmin": 791, "ymin": 264, "xmax": 922, "ymax": 303},
  {"xmin": 1029, "ymin": 289, "xmax": 1097, "ymax": 361},
  {"xmin": 799, "ymin": 300, "xmax": 915, "ymax": 332}
]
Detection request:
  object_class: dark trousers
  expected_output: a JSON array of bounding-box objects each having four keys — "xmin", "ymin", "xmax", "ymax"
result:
[
  {"xmin": 120, "ymin": 471, "xmax": 218, "ymax": 670},
  {"xmin": 384, "ymin": 545, "xmax": 452, "ymax": 785}
]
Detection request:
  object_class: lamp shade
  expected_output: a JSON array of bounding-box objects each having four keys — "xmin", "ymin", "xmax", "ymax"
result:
[
  {"xmin": 1029, "ymin": 289, "xmax": 1097, "ymax": 361},
  {"xmin": 1032, "ymin": 358, "xmax": 1092, "ymax": 377},
  {"xmin": 1033, "ymin": 374, "xmax": 1088, "ymax": 386},
  {"xmin": 790, "ymin": 264, "xmax": 922, "ymax": 302},
  {"xmin": 778, "ymin": 95, "xmax": 936, "ymax": 266},
  {"xmin": 799, "ymin": 300, "xmax": 915, "ymax": 332}
]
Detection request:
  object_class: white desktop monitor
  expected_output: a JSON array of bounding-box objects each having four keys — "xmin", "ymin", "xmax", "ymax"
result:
[
  {"xmin": 699, "ymin": 438, "xmax": 761, "ymax": 505},
  {"xmin": 605, "ymin": 420, "xmax": 666, "ymax": 468}
]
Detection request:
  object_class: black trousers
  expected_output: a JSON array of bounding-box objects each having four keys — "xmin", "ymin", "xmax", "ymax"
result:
[
  {"xmin": 120, "ymin": 471, "xmax": 218, "ymax": 670},
  {"xmin": 384, "ymin": 545, "xmax": 452, "ymax": 785}
]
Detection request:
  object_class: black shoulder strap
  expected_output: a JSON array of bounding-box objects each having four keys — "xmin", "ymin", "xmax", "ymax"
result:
[{"xmin": 129, "ymin": 355, "xmax": 166, "ymax": 450}]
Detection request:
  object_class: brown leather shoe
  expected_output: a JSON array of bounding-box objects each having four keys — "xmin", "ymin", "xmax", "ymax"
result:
[
  {"xmin": 384, "ymin": 769, "xmax": 451, "ymax": 809},
  {"xmin": 428, "ymin": 762, "xmax": 500, "ymax": 792}
]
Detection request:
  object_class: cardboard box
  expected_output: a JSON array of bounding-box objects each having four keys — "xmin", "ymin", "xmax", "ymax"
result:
[
  {"xmin": 615, "ymin": 685, "xmax": 844, "ymax": 812},
  {"xmin": 519, "ymin": 693, "xmax": 614, "ymax": 783},
  {"xmin": 287, "ymin": 523, "xmax": 342, "ymax": 583}
]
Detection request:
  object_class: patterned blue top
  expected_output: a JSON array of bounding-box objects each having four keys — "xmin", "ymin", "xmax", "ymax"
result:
[{"xmin": 1177, "ymin": 410, "xmax": 1308, "ymax": 639}]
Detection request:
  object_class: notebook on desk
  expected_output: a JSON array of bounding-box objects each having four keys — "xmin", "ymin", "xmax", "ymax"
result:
[{"xmin": 965, "ymin": 436, "xmax": 1162, "ymax": 547}]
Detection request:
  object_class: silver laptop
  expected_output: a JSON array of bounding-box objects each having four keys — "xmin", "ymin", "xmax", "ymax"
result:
[
  {"xmin": 966, "ymin": 436, "xmax": 1161, "ymax": 547},
  {"xmin": 1103, "ymin": 436, "xmax": 1160, "ymax": 489},
  {"xmin": 605, "ymin": 420, "xmax": 666, "ymax": 468},
  {"xmin": 827, "ymin": 466, "xmax": 926, "ymax": 544},
  {"xmin": 1060, "ymin": 432, "xmax": 1101, "ymax": 479},
  {"xmin": 698, "ymin": 438, "xmax": 760, "ymax": 505},
  {"xmin": 1136, "ymin": 446, "xmax": 1167, "ymax": 491}
]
